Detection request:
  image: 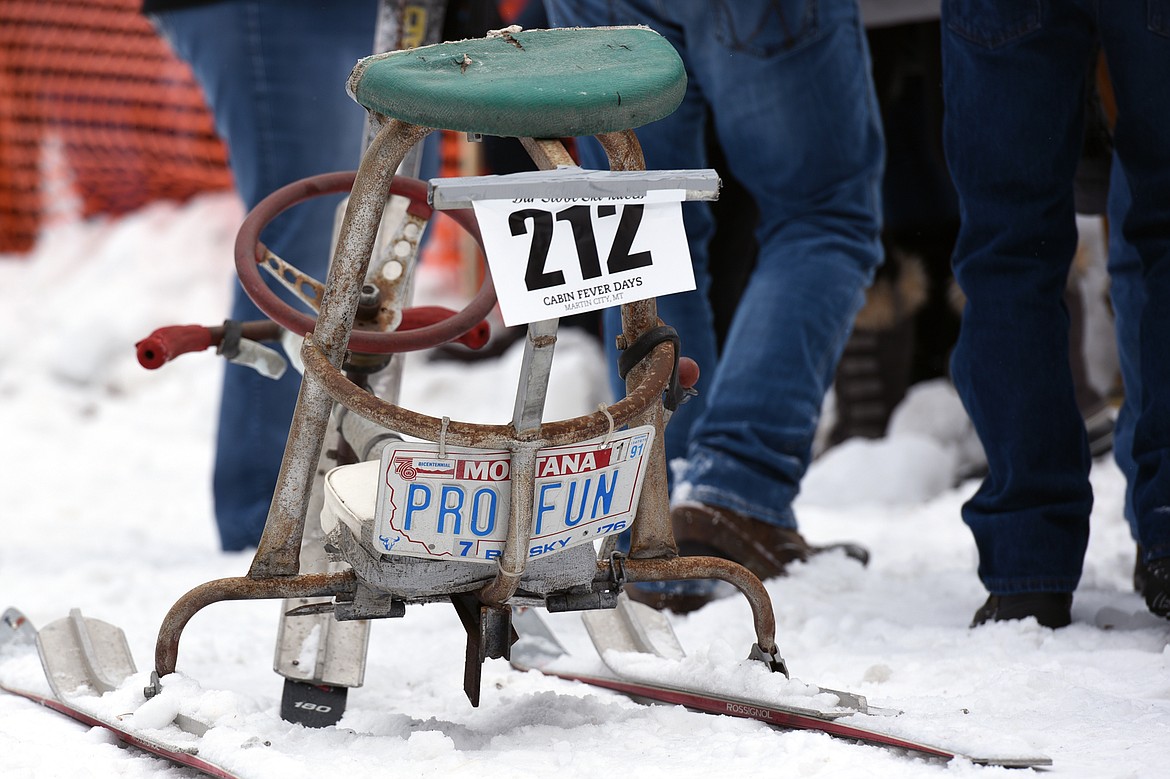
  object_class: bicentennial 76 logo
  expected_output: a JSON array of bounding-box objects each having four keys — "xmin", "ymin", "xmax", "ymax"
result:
[{"xmin": 392, "ymin": 457, "xmax": 418, "ymax": 480}]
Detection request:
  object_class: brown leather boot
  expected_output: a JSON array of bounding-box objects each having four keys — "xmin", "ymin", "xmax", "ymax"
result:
[{"xmin": 627, "ymin": 502, "xmax": 868, "ymax": 613}]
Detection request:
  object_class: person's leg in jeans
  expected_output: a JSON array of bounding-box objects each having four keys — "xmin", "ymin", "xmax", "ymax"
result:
[
  {"xmin": 544, "ymin": 1, "xmax": 882, "ymax": 610},
  {"xmin": 1106, "ymin": 160, "xmax": 1142, "ymax": 547},
  {"xmin": 152, "ymin": 0, "xmax": 377, "ymax": 550},
  {"xmin": 543, "ymin": 0, "xmax": 882, "ymax": 520},
  {"xmin": 943, "ymin": 1, "xmax": 1096, "ymax": 624},
  {"xmin": 676, "ymin": 0, "xmax": 883, "ymax": 527},
  {"xmin": 1098, "ymin": 5, "xmax": 1170, "ymax": 614},
  {"xmin": 545, "ymin": 0, "xmax": 879, "ymax": 509},
  {"xmin": 542, "ymin": 0, "xmax": 718, "ymax": 479},
  {"xmin": 542, "ymin": 1, "xmax": 721, "ymax": 606}
]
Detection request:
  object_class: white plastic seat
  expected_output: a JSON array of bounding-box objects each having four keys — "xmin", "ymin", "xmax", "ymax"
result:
[{"xmin": 321, "ymin": 460, "xmax": 381, "ymax": 538}]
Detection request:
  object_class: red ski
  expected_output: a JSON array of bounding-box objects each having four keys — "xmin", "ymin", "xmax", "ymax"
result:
[{"xmin": 509, "ymin": 604, "xmax": 1052, "ymax": 768}]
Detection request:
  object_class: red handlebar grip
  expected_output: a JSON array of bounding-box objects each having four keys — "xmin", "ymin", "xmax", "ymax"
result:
[
  {"xmin": 135, "ymin": 325, "xmax": 215, "ymax": 369},
  {"xmin": 400, "ymin": 307, "xmax": 491, "ymax": 350}
]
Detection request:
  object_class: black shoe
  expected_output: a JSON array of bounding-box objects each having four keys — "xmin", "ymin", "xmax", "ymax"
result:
[
  {"xmin": 971, "ymin": 593, "xmax": 1073, "ymax": 629},
  {"xmin": 1138, "ymin": 555, "xmax": 1170, "ymax": 619}
]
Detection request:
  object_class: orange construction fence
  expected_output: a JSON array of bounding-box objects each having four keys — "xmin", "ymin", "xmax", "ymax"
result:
[{"xmin": 1, "ymin": 0, "xmax": 233, "ymax": 255}]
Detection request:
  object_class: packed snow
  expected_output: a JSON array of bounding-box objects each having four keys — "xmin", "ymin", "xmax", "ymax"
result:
[{"xmin": 2, "ymin": 194, "xmax": 1168, "ymax": 778}]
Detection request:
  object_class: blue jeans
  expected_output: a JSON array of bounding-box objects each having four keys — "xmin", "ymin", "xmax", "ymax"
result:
[
  {"xmin": 1109, "ymin": 154, "xmax": 1170, "ymax": 568},
  {"xmin": 943, "ymin": 0, "xmax": 1170, "ymax": 593},
  {"xmin": 152, "ymin": 0, "xmax": 377, "ymax": 550},
  {"xmin": 543, "ymin": 0, "xmax": 884, "ymax": 528},
  {"xmin": 1108, "ymin": 159, "xmax": 1143, "ymax": 540}
]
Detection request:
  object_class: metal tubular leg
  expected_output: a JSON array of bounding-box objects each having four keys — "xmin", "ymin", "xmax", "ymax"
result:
[
  {"xmin": 596, "ymin": 130, "xmax": 678, "ymax": 561},
  {"xmin": 616, "ymin": 557, "xmax": 778, "ymax": 655},
  {"xmin": 153, "ymin": 120, "xmax": 429, "ymax": 682},
  {"xmin": 247, "ymin": 120, "xmax": 430, "ymax": 580},
  {"xmin": 154, "ymin": 571, "xmax": 357, "ymax": 678}
]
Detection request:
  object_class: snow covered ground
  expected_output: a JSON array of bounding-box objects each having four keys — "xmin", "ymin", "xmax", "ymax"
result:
[{"xmin": 1, "ymin": 194, "xmax": 1167, "ymax": 778}]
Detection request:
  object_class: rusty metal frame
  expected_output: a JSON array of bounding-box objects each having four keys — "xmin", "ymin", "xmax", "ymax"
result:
[
  {"xmin": 248, "ymin": 119, "xmax": 432, "ymax": 581},
  {"xmin": 300, "ymin": 339, "xmax": 673, "ymax": 448},
  {"xmin": 155, "ymin": 572, "xmax": 358, "ymax": 677},
  {"xmin": 152, "ymin": 126, "xmax": 781, "ymax": 684},
  {"xmin": 607, "ymin": 557, "xmax": 779, "ymax": 657},
  {"xmin": 153, "ymin": 119, "xmax": 427, "ymax": 678},
  {"xmin": 595, "ymin": 130, "xmax": 678, "ymax": 563}
]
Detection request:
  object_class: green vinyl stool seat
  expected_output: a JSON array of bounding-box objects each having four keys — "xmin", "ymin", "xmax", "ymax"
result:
[{"xmin": 346, "ymin": 26, "xmax": 686, "ymax": 138}]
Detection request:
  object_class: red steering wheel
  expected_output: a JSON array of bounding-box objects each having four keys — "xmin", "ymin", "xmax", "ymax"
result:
[{"xmin": 234, "ymin": 171, "xmax": 496, "ymax": 354}]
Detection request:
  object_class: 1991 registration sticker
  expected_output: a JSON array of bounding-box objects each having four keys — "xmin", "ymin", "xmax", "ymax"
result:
[{"xmin": 373, "ymin": 426, "xmax": 655, "ymax": 563}]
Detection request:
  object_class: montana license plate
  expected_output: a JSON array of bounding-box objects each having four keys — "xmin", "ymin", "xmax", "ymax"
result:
[{"xmin": 373, "ymin": 426, "xmax": 655, "ymax": 563}]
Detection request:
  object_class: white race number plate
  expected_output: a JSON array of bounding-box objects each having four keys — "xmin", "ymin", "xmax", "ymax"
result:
[
  {"xmin": 373, "ymin": 426, "xmax": 655, "ymax": 564},
  {"xmin": 473, "ymin": 190, "xmax": 695, "ymax": 327}
]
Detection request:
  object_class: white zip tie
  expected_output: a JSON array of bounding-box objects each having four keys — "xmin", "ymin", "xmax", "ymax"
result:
[{"xmin": 597, "ymin": 403, "xmax": 615, "ymax": 449}]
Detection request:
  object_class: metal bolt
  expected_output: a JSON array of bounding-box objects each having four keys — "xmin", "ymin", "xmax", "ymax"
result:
[{"xmin": 357, "ymin": 284, "xmax": 381, "ymax": 319}]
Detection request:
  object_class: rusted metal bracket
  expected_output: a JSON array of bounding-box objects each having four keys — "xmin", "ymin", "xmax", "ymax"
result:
[
  {"xmin": 602, "ymin": 555, "xmax": 784, "ymax": 673},
  {"xmin": 152, "ymin": 571, "xmax": 358, "ymax": 686},
  {"xmin": 451, "ymin": 594, "xmax": 516, "ymax": 706}
]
